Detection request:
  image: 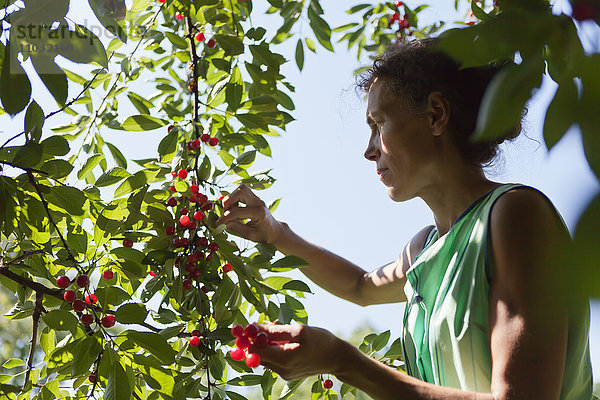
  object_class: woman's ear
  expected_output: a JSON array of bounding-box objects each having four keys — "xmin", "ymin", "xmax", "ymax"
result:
[{"xmin": 426, "ymin": 92, "xmax": 450, "ymax": 137}]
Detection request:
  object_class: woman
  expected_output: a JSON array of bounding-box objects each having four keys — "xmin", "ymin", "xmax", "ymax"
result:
[{"xmin": 215, "ymin": 39, "xmax": 593, "ymax": 399}]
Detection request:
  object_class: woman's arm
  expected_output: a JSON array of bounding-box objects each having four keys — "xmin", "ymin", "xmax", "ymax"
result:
[
  {"xmin": 250, "ymin": 188, "xmax": 572, "ymax": 400},
  {"xmin": 216, "ymin": 184, "xmax": 432, "ymax": 306}
]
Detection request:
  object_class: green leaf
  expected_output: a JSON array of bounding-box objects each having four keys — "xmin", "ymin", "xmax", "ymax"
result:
[
  {"xmin": 33, "ymin": 57, "xmax": 68, "ymax": 107},
  {"xmin": 214, "ymin": 34, "xmax": 245, "ymax": 56},
  {"xmin": 118, "ymin": 115, "xmax": 169, "ymax": 131},
  {"xmin": 41, "ymin": 135, "xmax": 70, "ymax": 156},
  {"xmin": 127, "ymin": 92, "xmax": 152, "ymax": 114},
  {"xmin": 473, "ymin": 57, "xmax": 543, "ymax": 142},
  {"xmin": 59, "ymin": 24, "xmax": 109, "ymax": 68},
  {"xmin": 24, "ymin": 101, "xmax": 45, "ymax": 142},
  {"xmin": 282, "ymin": 280, "xmax": 312, "ymax": 293},
  {"xmin": 95, "ymin": 167, "xmax": 131, "ymax": 187},
  {"xmin": 198, "ymin": 155, "xmax": 212, "ymax": 181},
  {"xmin": 123, "ymin": 330, "xmax": 176, "ymax": 365},
  {"xmin": 104, "ymin": 351, "xmax": 132, "ymax": 400},
  {"xmin": 2, "ymin": 359, "xmax": 25, "ymax": 369},
  {"xmin": 304, "ymin": 38, "xmax": 316, "ymax": 52},
  {"xmin": 12, "ymin": 142, "xmax": 42, "ymax": 168},
  {"xmin": 270, "ymin": 255, "xmax": 309, "ymax": 271},
  {"xmin": 115, "ymin": 303, "xmax": 148, "ymax": 324},
  {"xmin": 95, "ymin": 286, "xmax": 130, "ymax": 308},
  {"xmin": 158, "ymin": 130, "xmax": 178, "ymax": 156},
  {"xmin": 543, "ymin": 79, "xmax": 578, "ymax": 150},
  {"xmin": 71, "ymin": 335, "xmax": 102, "ymax": 377},
  {"xmin": 77, "ymin": 154, "xmax": 104, "ymax": 180},
  {"xmin": 372, "ymin": 330, "xmax": 391, "ymax": 352},
  {"xmin": 46, "ymin": 185, "xmax": 87, "ymax": 216},
  {"xmin": 295, "ymin": 39, "xmax": 304, "ymax": 71},
  {"xmin": 106, "ymin": 142, "xmax": 127, "ymax": 168},
  {"xmin": 228, "ymin": 374, "xmax": 263, "ymax": 386},
  {"xmin": 42, "ymin": 310, "xmax": 78, "ymax": 334},
  {"xmin": 40, "ymin": 159, "xmax": 73, "ymax": 179},
  {"xmin": 165, "ymin": 31, "xmax": 188, "ymax": 49},
  {"xmin": 1, "ymin": 46, "xmax": 32, "ymax": 115}
]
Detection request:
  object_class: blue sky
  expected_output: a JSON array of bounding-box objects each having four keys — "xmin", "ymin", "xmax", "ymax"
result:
[{"xmin": 2, "ymin": 0, "xmax": 598, "ymax": 382}]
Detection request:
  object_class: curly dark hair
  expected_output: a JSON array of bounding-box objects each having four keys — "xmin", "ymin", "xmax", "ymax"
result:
[{"xmin": 357, "ymin": 38, "xmax": 524, "ymax": 168}]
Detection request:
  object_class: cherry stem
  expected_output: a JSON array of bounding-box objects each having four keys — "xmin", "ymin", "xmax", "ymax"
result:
[{"xmin": 23, "ymin": 292, "xmax": 44, "ymax": 390}]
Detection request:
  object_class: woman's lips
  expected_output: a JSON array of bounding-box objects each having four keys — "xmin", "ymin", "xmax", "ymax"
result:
[{"xmin": 378, "ymin": 169, "xmax": 389, "ymax": 180}]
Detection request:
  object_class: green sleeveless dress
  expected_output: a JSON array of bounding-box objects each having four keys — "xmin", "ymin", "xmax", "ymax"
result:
[{"xmin": 401, "ymin": 183, "xmax": 593, "ymax": 398}]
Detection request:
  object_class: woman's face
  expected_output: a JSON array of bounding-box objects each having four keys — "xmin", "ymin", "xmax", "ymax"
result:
[{"xmin": 364, "ymin": 78, "xmax": 440, "ymax": 202}]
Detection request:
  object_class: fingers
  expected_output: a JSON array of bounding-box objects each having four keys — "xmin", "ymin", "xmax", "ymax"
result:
[
  {"xmin": 216, "ymin": 205, "xmax": 263, "ymax": 226},
  {"xmin": 257, "ymin": 324, "xmax": 304, "ymax": 343},
  {"xmin": 222, "ymin": 184, "xmax": 264, "ymax": 210}
]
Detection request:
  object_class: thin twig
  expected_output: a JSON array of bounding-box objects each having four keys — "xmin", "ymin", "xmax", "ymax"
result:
[
  {"xmin": 23, "ymin": 292, "xmax": 44, "ymax": 390},
  {"xmin": 4, "ymin": 249, "xmax": 45, "ymax": 266},
  {"xmin": 0, "ymin": 267, "xmax": 63, "ymax": 300},
  {"xmin": 26, "ymin": 171, "xmax": 80, "ymax": 271},
  {"xmin": 0, "ymin": 54, "xmax": 113, "ymax": 150},
  {"xmin": 229, "ymin": 0, "xmax": 238, "ymax": 35},
  {"xmin": 0, "ymin": 160, "xmax": 48, "ymax": 176}
]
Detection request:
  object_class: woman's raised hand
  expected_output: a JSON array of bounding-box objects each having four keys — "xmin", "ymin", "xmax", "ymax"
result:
[{"xmin": 215, "ymin": 184, "xmax": 284, "ymax": 244}]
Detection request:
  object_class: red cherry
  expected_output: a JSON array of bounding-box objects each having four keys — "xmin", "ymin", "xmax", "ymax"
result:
[
  {"xmin": 198, "ymin": 237, "xmax": 209, "ymax": 247},
  {"xmin": 236, "ymin": 336, "xmax": 250, "ymax": 349},
  {"xmin": 123, "ymin": 238, "xmax": 134, "ymax": 248},
  {"xmin": 195, "ymin": 32, "xmax": 205, "ymax": 42},
  {"xmin": 206, "ymin": 38, "xmax": 216, "ymax": 48},
  {"xmin": 191, "ymin": 329, "xmax": 201, "ymax": 336},
  {"xmin": 208, "ymin": 242, "xmax": 219, "ymax": 252},
  {"xmin": 183, "ymin": 280, "xmax": 192, "ymax": 290},
  {"xmin": 200, "ymin": 133, "xmax": 210, "ymax": 142},
  {"xmin": 205, "ymin": 252, "xmax": 213, "ymax": 261},
  {"xmin": 245, "ymin": 353, "xmax": 261, "ymax": 368},
  {"xmin": 208, "ymin": 137, "xmax": 219, "ymax": 146},
  {"xmin": 170, "ymin": 185, "xmax": 177, "ymax": 192},
  {"xmin": 149, "ymin": 271, "xmax": 157, "ymax": 277},
  {"xmin": 191, "ymin": 139, "xmax": 201, "ymax": 149},
  {"xmin": 185, "ymin": 262, "xmax": 197, "ymax": 273},
  {"xmin": 167, "ymin": 197, "xmax": 178, "ymax": 207},
  {"xmin": 177, "ymin": 169, "xmax": 188, "ymax": 179},
  {"xmin": 201, "ymin": 286, "xmax": 209, "ymax": 293},
  {"xmin": 197, "ymin": 194, "xmax": 208, "ymax": 204},
  {"xmin": 222, "ymin": 263, "xmax": 232, "ymax": 273},
  {"xmin": 102, "ymin": 315, "xmax": 116, "ymax": 328},
  {"xmin": 180, "ymin": 207, "xmax": 189, "ymax": 215},
  {"xmin": 190, "ymin": 336, "xmax": 201, "ymax": 347},
  {"xmin": 231, "ymin": 324, "xmax": 244, "ymax": 338},
  {"xmin": 188, "ymin": 254, "xmax": 198, "ymax": 263},
  {"xmin": 200, "ymin": 202, "xmax": 213, "ymax": 212},
  {"xmin": 189, "ymin": 196, "xmax": 198, "ymax": 203},
  {"xmin": 171, "ymin": 170, "xmax": 177, "ymax": 177},
  {"xmin": 392, "ymin": 11, "xmax": 400, "ymax": 20},
  {"xmin": 180, "ymin": 238, "xmax": 189, "ymax": 247},
  {"xmin": 254, "ymin": 331, "xmax": 269, "ymax": 348},
  {"xmin": 323, "ymin": 379, "xmax": 333, "ymax": 389},
  {"xmin": 175, "ymin": 12, "xmax": 184, "ymax": 20},
  {"xmin": 186, "ymin": 142, "xmax": 194, "ymax": 151},
  {"xmin": 195, "ymin": 252, "xmax": 205, "ymax": 261},
  {"xmin": 180, "ymin": 215, "xmax": 191, "ymax": 226},
  {"xmin": 56, "ymin": 275, "xmax": 70, "ymax": 289},
  {"xmin": 230, "ymin": 347, "xmax": 246, "ymax": 361},
  {"xmin": 73, "ymin": 299, "xmax": 86, "ymax": 312},
  {"xmin": 85, "ymin": 294, "xmax": 98, "ymax": 305},
  {"xmin": 63, "ymin": 290, "xmax": 76, "ymax": 303},
  {"xmin": 193, "ymin": 211, "xmax": 205, "ymax": 221},
  {"xmin": 191, "ymin": 269, "xmax": 201, "ymax": 278},
  {"xmin": 395, "ymin": 1, "xmax": 403, "ymax": 5},
  {"xmin": 244, "ymin": 324, "xmax": 259, "ymax": 340},
  {"xmin": 166, "ymin": 225, "xmax": 175, "ymax": 235},
  {"xmin": 466, "ymin": 21, "xmax": 475, "ymax": 25},
  {"xmin": 80, "ymin": 313, "xmax": 94, "ymax": 325},
  {"xmin": 88, "ymin": 372, "xmax": 96, "ymax": 383},
  {"xmin": 190, "ymin": 184, "xmax": 199, "ymax": 194},
  {"xmin": 102, "ymin": 270, "xmax": 113, "ymax": 280},
  {"xmin": 188, "ymin": 220, "xmax": 197, "ymax": 230},
  {"xmin": 76, "ymin": 274, "xmax": 90, "ymax": 288}
]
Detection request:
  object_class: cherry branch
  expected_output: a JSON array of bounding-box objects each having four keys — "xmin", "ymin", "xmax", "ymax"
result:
[
  {"xmin": 23, "ymin": 292, "xmax": 44, "ymax": 390},
  {"xmin": 3, "ymin": 249, "xmax": 45, "ymax": 266},
  {"xmin": 186, "ymin": 15, "xmax": 212, "ymax": 400}
]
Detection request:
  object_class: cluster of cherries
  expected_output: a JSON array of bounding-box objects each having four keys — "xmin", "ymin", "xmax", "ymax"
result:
[
  {"xmin": 168, "ymin": 125, "xmax": 219, "ymax": 148},
  {"xmin": 56, "ymin": 271, "xmax": 116, "ymax": 328},
  {"xmin": 388, "ymin": 2, "xmax": 410, "ymax": 29},
  {"xmin": 229, "ymin": 324, "xmax": 268, "ymax": 368}
]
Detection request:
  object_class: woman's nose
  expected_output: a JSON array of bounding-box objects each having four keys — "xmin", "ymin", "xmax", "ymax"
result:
[{"xmin": 364, "ymin": 135, "xmax": 380, "ymax": 161}]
